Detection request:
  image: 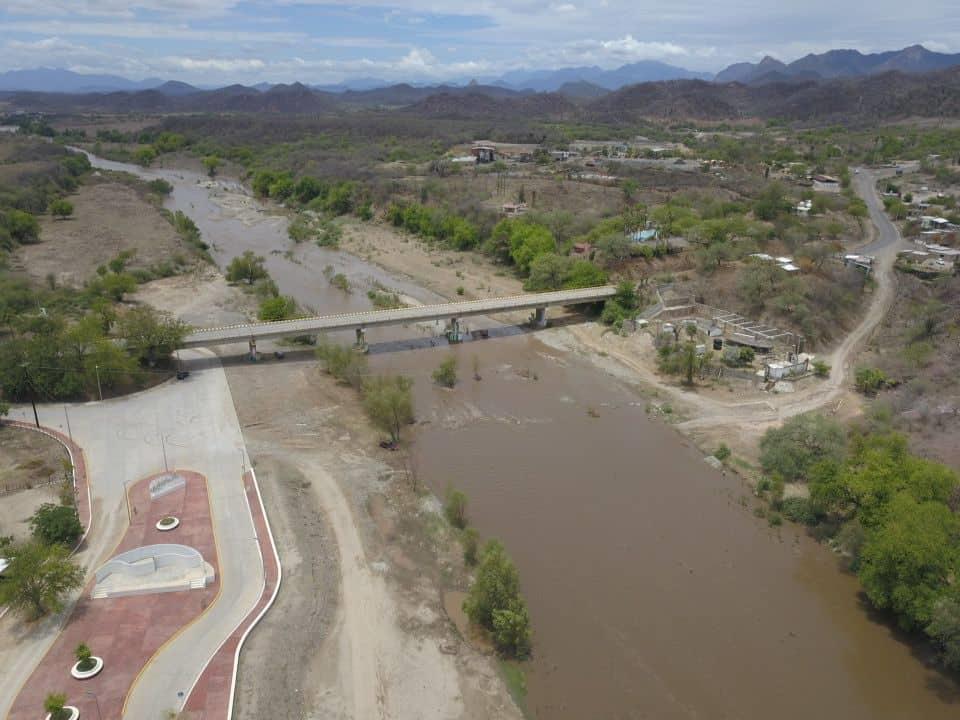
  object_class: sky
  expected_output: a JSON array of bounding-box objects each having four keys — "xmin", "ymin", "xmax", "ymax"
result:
[{"xmin": 0, "ymin": 1, "xmax": 959, "ymax": 85}]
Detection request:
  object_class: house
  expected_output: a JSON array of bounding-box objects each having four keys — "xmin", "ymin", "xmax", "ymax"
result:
[
  {"xmin": 471, "ymin": 144, "xmax": 496, "ymax": 163},
  {"xmin": 812, "ymin": 174, "xmax": 841, "ymax": 193},
  {"xmin": 763, "ymin": 357, "xmax": 809, "ymax": 380},
  {"xmin": 571, "ymin": 242, "xmax": 593, "ymax": 257},
  {"xmin": 795, "ymin": 199, "xmax": 812, "ymax": 215},
  {"xmin": 920, "ymin": 215, "xmax": 952, "ymax": 231},
  {"xmin": 501, "ymin": 202, "xmax": 528, "ymax": 217},
  {"xmin": 550, "ymin": 150, "xmax": 576, "ymax": 161},
  {"xmin": 629, "ymin": 229, "xmax": 659, "ymax": 243}
]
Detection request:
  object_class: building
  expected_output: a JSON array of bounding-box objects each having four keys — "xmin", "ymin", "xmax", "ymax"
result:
[
  {"xmin": 812, "ymin": 174, "xmax": 841, "ymax": 193},
  {"xmin": 795, "ymin": 199, "xmax": 812, "ymax": 215},
  {"xmin": 471, "ymin": 144, "xmax": 496, "ymax": 163},
  {"xmin": 920, "ymin": 215, "xmax": 952, "ymax": 231},
  {"xmin": 629, "ymin": 229, "xmax": 659, "ymax": 243},
  {"xmin": 501, "ymin": 202, "xmax": 528, "ymax": 217},
  {"xmin": 571, "ymin": 242, "xmax": 593, "ymax": 257}
]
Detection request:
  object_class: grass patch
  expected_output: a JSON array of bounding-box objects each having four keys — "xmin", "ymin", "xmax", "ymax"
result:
[{"xmin": 498, "ymin": 659, "xmax": 529, "ymax": 716}]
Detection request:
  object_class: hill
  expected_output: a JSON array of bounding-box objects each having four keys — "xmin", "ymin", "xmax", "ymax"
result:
[
  {"xmin": 496, "ymin": 60, "xmax": 712, "ymax": 91},
  {"xmin": 716, "ymin": 44, "xmax": 960, "ymax": 85}
]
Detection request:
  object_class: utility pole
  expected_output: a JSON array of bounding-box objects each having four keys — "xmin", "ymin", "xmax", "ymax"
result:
[
  {"xmin": 20, "ymin": 362, "xmax": 39, "ymax": 428},
  {"xmin": 94, "ymin": 364, "xmax": 103, "ymax": 402},
  {"xmin": 63, "ymin": 404, "xmax": 73, "ymax": 443},
  {"xmin": 84, "ymin": 691, "xmax": 103, "ymax": 720}
]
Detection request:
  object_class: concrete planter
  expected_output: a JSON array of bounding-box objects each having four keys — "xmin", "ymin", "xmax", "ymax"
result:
[
  {"xmin": 156, "ymin": 517, "xmax": 180, "ymax": 531},
  {"xmin": 70, "ymin": 655, "xmax": 103, "ymax": 679},
  {"xmin": 45, "ymin": 707, "xmax": 79, "ymax": 720}
]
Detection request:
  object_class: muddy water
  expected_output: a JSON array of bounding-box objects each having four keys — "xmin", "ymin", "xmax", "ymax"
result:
[{"xmin": 86, "ymin": 152, "xmax": 959, "ymax": 719}]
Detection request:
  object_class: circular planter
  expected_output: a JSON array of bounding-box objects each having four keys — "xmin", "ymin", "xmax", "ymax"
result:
[
  {"xmin": 156, "ymin": 517, "xmax": 180, "ymax": 531},
  {"xmin": 70, "ymin": 655, "xmax": 103, "ymax": 680},
  {"xmin": 45, "ymin": 707, "xmax": 79, "ymax": 720}
]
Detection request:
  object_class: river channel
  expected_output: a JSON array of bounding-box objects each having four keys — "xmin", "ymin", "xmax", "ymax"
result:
[{"xmin": 86, "ymin": 152, "xmax": 959, "ymax": 719}]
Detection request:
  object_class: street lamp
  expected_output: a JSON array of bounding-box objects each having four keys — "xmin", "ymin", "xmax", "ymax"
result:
[{"xmin": 84, "ymin": 690, "xmax": 103, "ymax": 720}]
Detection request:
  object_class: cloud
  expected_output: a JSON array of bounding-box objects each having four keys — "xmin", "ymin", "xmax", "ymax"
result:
[{"xmin": 161, "ymin": 56, "xmax": 267, "ymax": 73}]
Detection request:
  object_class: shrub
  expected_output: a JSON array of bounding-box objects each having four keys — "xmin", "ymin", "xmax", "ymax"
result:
[
  {"xmin": 758, "ymin": 413, "xmax": 846, "ymax": 483},
  {"xmin": 444, "ymin": 489, "xmax": 468, "ymax": 529},
  {"xmin": 464, "ymin": 540, "xmax": 531, "ymax": 657},
  {"xmin": 50, "ymin": 199, "xmax": 73, "ymax": 220},
  {"xmin": 74, "ymin": 642, "xmax": 95, "ymax": 671},
  {"xmin": 29, "ymin": 503, "xmax": 83, "ymax": 546},
  {"xmin": 316, "ymin": 341, "xmax": 368, "ymax": 389},
  {"xmin": 258, "ymin": 295, "xmax": 296, "ymax": 321},
  {"xmin": 361, "ymin": 375, "xmax": 414, "ymax": 444},
  {"xmin": 225, "ymin": 250, "xmax": 268, "ymax": 284},
  {"xmin": 462, "ymin": 527, "xmax": 479, "ymax": 566},
  {"xmin": 855, "ymin": 367, "xmax": 889, "ymax": 395},
  {"xmin": 714, "ymin": 443, "xmax": 731, "ymax": 462},
  {"xmin": 813, "ymin": 360, "xmax": 830, "ymax": 377},
  {"xmin": 432, "ymin": 356, "xmax": 458, "ymax": 388},
  {"xmin": 780, "ymin": 497, "xmax": 819, "ymax": 525},
  {"xmin": 44, "ymin": 693, "xmax": 69, "ymax": 720}
]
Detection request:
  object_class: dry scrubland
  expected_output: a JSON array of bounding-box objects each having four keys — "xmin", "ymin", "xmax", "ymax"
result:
[{"xmin": 0, "ymin": 425, "xmax": 69, "ymax": 543}]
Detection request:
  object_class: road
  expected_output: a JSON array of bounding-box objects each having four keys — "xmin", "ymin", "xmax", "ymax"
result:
[{"xmin": 3, "ymin": 349, "xmax": 263, "ymax": 719}]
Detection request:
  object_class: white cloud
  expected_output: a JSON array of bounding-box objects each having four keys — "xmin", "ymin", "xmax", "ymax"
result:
[{"xmin": 161, "ymin": 56, "xmax": 266, "ymax": 73}]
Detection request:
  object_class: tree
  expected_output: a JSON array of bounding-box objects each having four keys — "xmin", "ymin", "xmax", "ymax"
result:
[
  {"xmin": 927, "ymin": 595, "xmax": 960, "ymax": 671},
  {"xmin": 432, "ymin": 355, "xmax": 458, "ymax": 388},
  {"xmin": 3, "ymin": 209, "xmax": 40, "ymax": 244},
  {"xmin": 316, "ymin": 340, "xmax": 368, "ymax": 390},
  {"xmin": 463, "ymin": 539, "xmax": 531, "ymax": 657},
  {"xmin": 855, "ymin": 367, "xmax": 889, "ymax": 395},
  {"xmin": 758, "ymin": 413, "xmax": 847, "ymax": 483},
  {"xmin": 30, "ymin": 504, "xmax": 83, "ymax": 546},
  {"xmin": 506, "ymin": 222, "xmax": 555, "ymax": 274},
  {"xmin": 525, "ymin": 254, "xmax": 574, "ymax": 291},
  {"xmin": 202, "ymin": 155, "xmax": 221, "ymax": 178},
  {"xmin": 116, "ymin": 306, "xmax": 187, "ymax": 366},
  {"xmin": 91, "ymin": 272, "xmax": 137, "ymax": 301},
  {"xmin": 258, "ymin": 295, "xmax": 296, "ymax": 321},
  {"xmin": 225, "ymin": 250, "xmax": 268, "ymax": 285},
  {"xmin": 594, "ymin": 233, "xmax": 633, "ymax": 266},
  {"xmin": 362, "ymin": 375, "xmax": 414, "ymax": 444},
  {"xmin": 462, "ymin": 527, "xmax": 480, "ymax": 566},
  {"xmin": 0, "ymin": 399, "xmax": 9, "ymax": 420},
  {"xmin": 564, "ymin": 260, "xmax": 607, "ymax": 289},
  {"xmin": 50, "ymin": 199, "xmax": 74, "ymax": 220},
  {"xmin": 858, "ymin": 494, "xmax": 959, "ymax": 631},
  {"xmin": 74, "ymin": 642, "xmax": 95, "ymax": 671},
  {"xmin": 0, "ymin": 542, "xmax": 84, "ymax": 618},
  {"xmin": 445, "ymin": 489, "xmax": 468, "ymax": 529}
]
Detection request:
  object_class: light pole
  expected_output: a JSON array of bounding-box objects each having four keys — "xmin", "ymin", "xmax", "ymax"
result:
[
  {"xmin": 84, "ymin": 690, "xmax": 103, "ymax": 720},
  {"xmin": 94, "ymin": 364, "xmax": 103, "ymax": 402},
  {"xmin": 19, "ymin": 361, "xmax": 40, "ymax": 428},
  {"xmin": 63, "ymin": 404, "xmax": 73, "ymax": 443}
]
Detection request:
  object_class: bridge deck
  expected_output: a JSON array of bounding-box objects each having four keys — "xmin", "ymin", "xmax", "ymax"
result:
[{"xmin": 182, "ymin": 286, "xmax": 617, "ymax": 348}]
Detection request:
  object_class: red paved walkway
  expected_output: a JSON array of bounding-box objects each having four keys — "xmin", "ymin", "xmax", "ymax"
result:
[
  {"xmin": 6, "ymin": 421, "xmax": 91, "ymax": 551},
  {"xmin": 7, "ymin": 470, "xmax": 218, "ymax": 720},
  {"xmin": 181, "ymin": 470, "xmax": 281, "ymax": 720}
]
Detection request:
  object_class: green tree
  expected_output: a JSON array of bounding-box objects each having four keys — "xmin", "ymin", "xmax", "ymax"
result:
[
  {"xmin": 432, "ymin": 355, "xmax": 458, "ymax": 388},
  {"xmin": 135, "ymin": 146, "xmax": 157, "ymax": 167},
  {"xmin": 258, "ymin": 295, "xmax": 296, "ymax": 321},
  {"xmin": 464, "ymin": 539, "xmax": 531, "ymax": 657},
  {"xmin": 0, "ymin": 542, "xmax": 84, "ymax": 618},
  {"xmin": 492, "ymin": 600, "xmax": 532, "ymax": 658},
  {"xmin": 758, "ymin": 413, "xmax": 847, "ymax": 482},
  {"xmin": 564, "ymin": 260, "xmax": 607, "ymax": 289},
  {"xmin": 3, "ymin": 209, "xmax": 41, "ymax": 244},
  {"xmin": 855, "ymin": 367, "xmax": 888, "ymax": 395},
  {"xmin": 29, "ymin": 504, "xmax": 83, "ymax": 546},
  {"xmin": 316, "ymin": 341, "xmax": 368, "ymax": 390},
  {"xmin": 444, "ymin": 489, "xmax": 468, "ymax": 529},
  {"xmin": 505, "ymin": 222, "xmax": 555, "ymax": 274},
  {"xmin": 362, "ymin": 375, "xmax": 414, "ymax": 444},
  {"xmin": 525, "ymin": 254, "xmax": 574, "ymax": 291},
  {"xmin": 202, "ymin": 155, "xmax": 221, "ymax": 178},
  {"xmin": 462, "ymin": 527, "xmax": 480, "ymax": 566},
  {"xmin": 50, "ymin": 199, "xmax": 74, "ymax": 220},
  {"xmin": 858, "ymin": 494, "xmax": 959, "ymax": 630},
  {"xmin": 927, "ymin": 595, "xmax": 960, "ymax": 671},
  {"xmin": 225, "ymin": 250, "xmax": 268, "ymax": 284},
  {"xmin": 116, "ymin": 306, "xmax": 187, "ymax": 366}
]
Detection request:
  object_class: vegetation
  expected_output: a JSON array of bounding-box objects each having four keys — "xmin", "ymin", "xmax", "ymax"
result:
[
  {"xmin": 44, "ymin": 693, "xmax": 70, "ymax": 720},
  {"xmin": 226, "ymin": 250, "xmax": 268, "ymax": 285},
  {"xmin": 444, "ymin": 489, "xmax": 468, "ymax": 529},
  {"xmin": 758, "ymin": 413, "xmax": 846, "ymax": 482},
  {"xmin": 50, "ymin": 199, "xmax": 74, "ymax": 220},
  {"xmin": 29, "ymin": 503, "xmax": 83, "ymax": 546},
  {"xmin": 464, "ymin": 540, "xmax": 532, "ymax": 658},
  {"xmin": 361, "ymin": 375, "xmax": 415, "ymax": 445},
  {"xmin": 854, "ymin": 367, "xmax": 891, "ymax": 395},
  {"xmin": 0, "ymin": 541, "xmax": 84, "ymax": 618},
  {"xmin": 258, "ymin": 295, "xmax": 297, "ymax": 321},
  {"xmin": 315, "ymin": 340, "xmax": 368, "ymax": 390},
  {"xmin": 74, "ymin": 642, "xmax": 95, "ymax": 671},
  {"xmin": 432, "ymin": 355, "xmax": 458, "ymax": 388}
]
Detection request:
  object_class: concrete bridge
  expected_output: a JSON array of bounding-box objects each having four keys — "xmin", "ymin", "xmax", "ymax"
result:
[{"xmin": 182, "ymin": 285, "xmax": 618, "ymax": 351}]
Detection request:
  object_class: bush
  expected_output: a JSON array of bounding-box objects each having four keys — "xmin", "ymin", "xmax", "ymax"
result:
[
  {"xmin": 50, "ymin": 199, "xmax": 73, "ymax": 220},
  {"xmin": 316, "ymin": 341, "xmax": 368, "ymax": 389},
  {"xmin": 464, "ymin": 540, "xmax": 531, "ymax": 658},
  {"xmin": 29, "ymin": 503, "xmax": 83, "ymax": 545},
  {"xmin": 226, "ymin": 250, "xmax": 268, "ymax": 284},
  {"xmin": 361, "ymin": 375, "xmax": 414, "ymax": 444},
  {"xmin": 74, "ymin": 642, "xmax": 95, "ymax": 671},
  {"xmin": 258, "ymin": 295, "xmax": 296, "ymax": 321},
  {"xmin": 432, "ymin": 356, "xmax": 458, "ymax": 388},
  {"xmin": 855, "ymin": 367, "xmax": 889, "ymax": 395},
  {"xmin": 462, "ymin": 527, "xmax": 479, "ymax": 566},
  {"xmin": 813, "ymin": 360, "xmax": 830, "ymax": 377},
  {"xmin": 714, "ymin": 443, "xmax": 731, "ymax": 462},
  {"xmin": 758, "ymin": 413, "xmax": 846, "ymax": 483},
  {"xmin": 444, "ymin": 489, "xmax": 468, "ymax": 529},
  {"xmin": 780, "ymin": 497, "xmax": 819, "ymax": 525},
  {"xmin": 44, "ymin": 693, "xmax": 69, "ymax": 720}
]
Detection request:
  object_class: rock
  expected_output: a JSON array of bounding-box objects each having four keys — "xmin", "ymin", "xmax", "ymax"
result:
[{"xmin": 704, "ymin": 455, "xmax": 724, "ymax": 470}]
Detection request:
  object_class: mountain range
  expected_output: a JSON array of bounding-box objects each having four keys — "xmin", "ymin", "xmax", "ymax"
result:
[
  {"xmin": 715, "ymin": 44, "xmax": 960, "ymax": 85},
  {"xmin": 2, "ymin": 45, "xmax": 959, "ymax": 96}
]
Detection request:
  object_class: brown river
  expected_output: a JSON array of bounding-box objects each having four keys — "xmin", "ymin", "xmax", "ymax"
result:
[{"xmin": 86, "ymin": 153, "xmax": 959, "ymax": 719}]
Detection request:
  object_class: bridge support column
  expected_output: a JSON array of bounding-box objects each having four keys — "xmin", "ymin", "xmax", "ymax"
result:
[
  {"xmin": 447, "ymin": 317, "xmax": 461, "ymax": 342},
  {"xmin": 354, "ymin": 327, "xmax": 367, "ymax": 350},
  {"xmin": 248, "ymin": 337, "xmax": 257, "ymax": 361},
  {"xmin": 533, "ymin": 306, "xmax": 548, "ymax": 328}
]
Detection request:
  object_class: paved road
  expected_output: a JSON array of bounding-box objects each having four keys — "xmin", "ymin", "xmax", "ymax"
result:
[
  {"xmin": 183, "ymin": 286, "xmax": 618, "ymax": 347},
  {"xmin": 5, "ymin": 349, "xmax": 262, "ymax": 719},
  {"xmin": 852, "ymin": 167, "xmax": 905, "ymax": 255}
]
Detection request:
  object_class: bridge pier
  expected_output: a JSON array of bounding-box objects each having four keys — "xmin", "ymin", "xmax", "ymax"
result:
[
  {"xmin": 447, "ymin": 317, "xmax": 461, "ymax": 343},
  {"xmin": 248, "ymin": 337, "xmax": 257, "ymax": 361},
  {"xmin": 533, "ymin": 306, "xmax": 548, "ymax": 328},
  {"xmin": 354, "ymin": 327, "xmax": 367, "ymax": 350}
]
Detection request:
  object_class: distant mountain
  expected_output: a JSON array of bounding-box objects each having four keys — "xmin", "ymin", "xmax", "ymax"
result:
[
  {"xmin": 0, "ymin": 67, "xmax": 163, "ymax": 93},
  {"xmin": 557, "ymin": 80, "xmax": 609, "ymax": 101},
  {"xmin": 155, "ymin": 81, "xmax": 200, "ymax": 97},
  {"xmin": 716, "ymin": 44, "xmax": 960, "ymax": 85},
  {"xmin": 588, "ymin": 65, "xmax": 960, "ymax": 123},
  {"xmin": 495, "ymin": 60, "xmax": 712, "ymax": 92}
]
